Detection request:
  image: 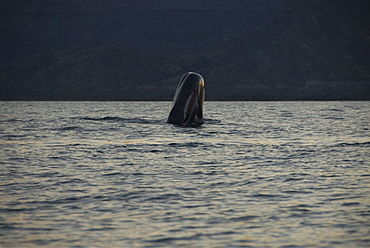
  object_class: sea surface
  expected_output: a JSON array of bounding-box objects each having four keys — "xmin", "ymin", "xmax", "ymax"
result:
[{"xmin": 0, "ymin": 101, "xmax": 369, "ymax": 247}]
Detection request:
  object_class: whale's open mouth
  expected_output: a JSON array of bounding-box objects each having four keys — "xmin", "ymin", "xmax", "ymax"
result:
[{"xmin": 182, "ymin": 90, "xmax": 197, "ymax": 124}]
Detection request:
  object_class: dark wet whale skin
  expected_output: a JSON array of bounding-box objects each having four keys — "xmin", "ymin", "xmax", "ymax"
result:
[{"xmin": 167, "ymin": 72, "xmax": 205, "ymax": 127}]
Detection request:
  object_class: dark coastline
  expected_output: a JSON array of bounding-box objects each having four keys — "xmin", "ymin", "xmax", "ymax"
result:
[{"xmin": 1, "ymin": 0, "xmax": 369, "ymax": 101}]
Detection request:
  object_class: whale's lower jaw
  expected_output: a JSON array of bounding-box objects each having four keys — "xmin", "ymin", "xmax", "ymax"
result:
[{"xmin": 182, "ymin": 90, "xmax": 197, "ymax": 124}]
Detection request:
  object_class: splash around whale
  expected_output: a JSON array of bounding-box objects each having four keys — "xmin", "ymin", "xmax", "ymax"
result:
[{"xmin": 167, "ymin": 72, "xmax": 205, "ymax": 127}]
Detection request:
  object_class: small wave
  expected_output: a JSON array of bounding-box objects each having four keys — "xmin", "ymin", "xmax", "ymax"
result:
[
  {"xmin": 335, "ymin": 141, "xmax": 370, "ymax": 147},
  {"xmin": 324, "ymin": 116, "xmax": 345, "ymax": 120},
  {"xmin": 148, "ymin": 234, "xmax": 202, "ymax": 243},
  {"xmin": 279, "ymin": 110, "xmax": 294, "ymax": 118},
  {"xmin": 320, "ymin": 108, "xmax": 345, "ymax": 112},
  {"xmin": 168, "ymin": 142, "xmax": 205, "ymax": 147},
  {"xmin": 101, "ymin": 172, "xmax": 126, "ymax": 177},
  {"xmin": 341, "ymin": 202, "xmax": 361, "ymax": 207},
  {"xmin": 283, "ymin": 177, "xmax": 305, "ymax": 182},
  {"xmin": 79, "ymin": 116, "xmax": 158, "ymax": 124},
  {"xmin": 145, "ymin": 193, "xmax": 182, "ymax": 202},
  {"xmin": 60, "ymin": 126, "xmax": 81, "ymax": 131},
  {"xmin": 81, "ymin": 116, "xmax": 125, "ymax": 121},
  {"xmin": 251, "ymin": 193, "xmax": 287, "ymax": 199},
  {"xmin": 227, "ymin": 215, "xmax": 257, "ymax": 222},
  {"xmin": 204, "ymin": 118, "xmax": 222, "ymax": 124},
  {"xmin": 280, "ymin": 113, "xmax": 294, "ymax": 118},
  {"xmin": 0, "ymin": 118, "xmax": 19, "ymax": 123},
  {"xmin": 283, "ymin": 190, "xmax": 313, "ymax": 194},
  {"xmin": 0, "ymin": 207, "xmax": 35, "ymax": 213},
  {"xmin": 2, "ymin": 134, "xmax": 29, "ymax": 140}
]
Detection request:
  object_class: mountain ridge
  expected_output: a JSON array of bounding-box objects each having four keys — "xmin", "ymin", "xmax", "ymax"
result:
[{"xmin": 1, "ymin": 0, "xmax": 369, "ymax": 100}]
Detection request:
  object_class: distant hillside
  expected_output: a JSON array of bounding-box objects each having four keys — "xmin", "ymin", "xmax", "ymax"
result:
[
  {"xmin": 196, "ymin": 0, "xmax": 370, "ymax": 100},
  {"xmin": 1, "ymin": 0, "xmax": 369, "ymax": 100},
  {"xmin": 0, "ymin": 0, "xmax": 284, "ymax": 64},
  {"xmin": 0, "ymin": 45, "xmax": 186, "ymax": 100}
]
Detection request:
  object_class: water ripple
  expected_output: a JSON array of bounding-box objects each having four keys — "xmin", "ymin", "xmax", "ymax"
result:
[{"xmin": 1, "ymin": 101, "xmax": 369, "ymax": 247}]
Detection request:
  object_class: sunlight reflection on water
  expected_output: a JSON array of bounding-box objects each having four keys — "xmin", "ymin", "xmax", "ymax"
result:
[{"xmin": 0, "ymin": 101, "xmax": 369, "ymax": 247}]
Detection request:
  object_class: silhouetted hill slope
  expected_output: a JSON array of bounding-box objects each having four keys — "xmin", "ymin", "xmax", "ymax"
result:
[
  {"xmin": 0, "ymin": 45, "xmax": 185, "ymax": 100},
  {"xmin": 197, "ymin": 0, "xmax": 370, "ymax": 99},
  {"xmin": 1, "ymin": 0, "xmax": 369, "ymax": 100},
  {"xmin": 0, "ymin": 0, "xmax": 284, "ymax": 64}
]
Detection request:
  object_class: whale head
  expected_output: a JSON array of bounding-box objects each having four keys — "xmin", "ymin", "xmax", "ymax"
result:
[{"xmin": 167, "ymin": 72, "xmax": 205, "ymax": 127}]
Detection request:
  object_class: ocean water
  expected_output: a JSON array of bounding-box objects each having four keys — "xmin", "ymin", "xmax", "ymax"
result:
[{"xmin": 0, "ymin": 101, "xmax": 369, "ymax": 247}]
